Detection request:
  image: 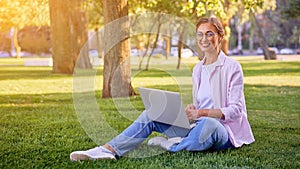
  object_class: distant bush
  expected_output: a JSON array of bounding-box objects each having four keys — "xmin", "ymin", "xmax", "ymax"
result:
[
  {"xmin": 18, "ymin": 26, "xmax": 51, "ymax": 55},
  {"xmin": 0, "ymin": 32, "xmax": 12, "ymax": 56},
  {"xmin": 153, "ymin": 54, "xmax": 164, "ymax": 59}
]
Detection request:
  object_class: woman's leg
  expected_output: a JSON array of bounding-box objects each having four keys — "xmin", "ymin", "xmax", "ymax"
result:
[
  {"xmin": 169, "ymin": 117, "xmax": 233, "ymax": 152},
  {"xmin": 107, "ymin": 110, "xmax": 190, "ymax": 156}
]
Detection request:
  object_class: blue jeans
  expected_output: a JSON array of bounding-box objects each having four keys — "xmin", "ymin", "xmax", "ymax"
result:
[{"xmin": 107, "ymin": 111, "xmax": 233, "ymax": 156}]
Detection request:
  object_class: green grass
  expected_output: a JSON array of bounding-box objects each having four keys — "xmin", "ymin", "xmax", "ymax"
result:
[{"xmin": 0, "ymin": 57, "xmax": 299, "ymax": 168}]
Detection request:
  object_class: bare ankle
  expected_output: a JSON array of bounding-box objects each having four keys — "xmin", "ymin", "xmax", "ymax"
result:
[{"xmin": 103, "ymin": 144, "xmax": 116, "ymax": 154}]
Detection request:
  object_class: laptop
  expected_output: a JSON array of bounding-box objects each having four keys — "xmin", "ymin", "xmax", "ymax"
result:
[{"xmin": 138, "ymin": 87, "xmax": 191, "ymax": 129}]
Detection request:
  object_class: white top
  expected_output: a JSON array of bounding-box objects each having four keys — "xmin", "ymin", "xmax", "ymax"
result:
[
  {"xmin": 197, "ymin": 64, "xmax": 214, "ymax": 109},
  {"xmin": 204, "ymin": 61, "xmax": 218, "ymax": 75}
]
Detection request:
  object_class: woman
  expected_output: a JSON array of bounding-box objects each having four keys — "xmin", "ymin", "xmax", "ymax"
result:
[{"xmin": 70, "ymin": 17, "xmax": 255, "ymax": 161}]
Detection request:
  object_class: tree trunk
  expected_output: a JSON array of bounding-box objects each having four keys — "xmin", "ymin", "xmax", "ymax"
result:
[
  {"xmin": 177, "ymin": 40, "xmax": 183, "ymax": 70},
  {"xmin": 176, "ymin": 25, "xmax": 184, "ymax": 70},
  {"xmin": 250, "ymin": 11, "xmax": 276, "ymax": 60},
  {"xmin": 146, "ymin": 14, "xmax": 162, "ymax": 70},
  {"xmin": 49, "ymin": 0, "xmax": 73, "ymax": 74},
  {"xmin": 145, "ymin": 33, "xmax": 158, "ymax": 70},
  {"xmin": 221, "ymin": 19, "xmax": 230, "ymax": 55},
  {"xmin": 95, "ymin": 28, "xmax": 103, "ymax": 59},
  {"xmin": 13, "ymin": 27, "xmax": 21, "ymax": 59},
  {"xmin": 249, "ymin": 27, "xmax": 254, "ymax": 53},
  {"xmin": 71, "ymin": 4, "xmax": 92, "ymax": 69},
  {"xmin": 102, "ymin": 0, "xmax": 135, "ymax": 98},
  {"xmin": 165, "ymin": 28, "xmax": 171, "ymax": 60},
  {"xmin": 138, "ymin": 19, "xmax": 157, "ymax": 70},
  {"xmin": 165, "ymin": 36, "xmax": 170, "ymax": 60},
  {"xmin": 237, "ymin": 25, "xmax": 243, "ymax": 52},
  {"xmin": 49, "ymin": 0, "xmax": 91, "ymax": 74},
  {"xmin": 138, "ymin": 34, "xmax": 151, "ymax": 70}
]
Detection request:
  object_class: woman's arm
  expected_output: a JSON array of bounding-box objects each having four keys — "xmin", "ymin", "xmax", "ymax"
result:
[
  {"xmin": 185, "ymin": 107, "xmax": 224, "ymax": 121},
  {"xmin": 199, "ymin": 109, "xmax": 225, "ymax": 119}
]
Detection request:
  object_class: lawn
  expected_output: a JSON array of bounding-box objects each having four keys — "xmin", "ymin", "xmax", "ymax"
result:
[{"xmin": 0, "ymin": 56, "xmax": 299, "ymax": 168}]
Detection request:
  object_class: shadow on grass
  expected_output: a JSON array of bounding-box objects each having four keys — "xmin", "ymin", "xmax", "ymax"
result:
[
  {"xmin": 0, "ymin": 66, "xmax": 193, "ymax": 81},
  {"xmin": 0, "ymin": 67, "xmax": 72, "ymax": 81},
  {"xmin": 1, "ymin": 61, "xmax": 299, "ymax": 82}
]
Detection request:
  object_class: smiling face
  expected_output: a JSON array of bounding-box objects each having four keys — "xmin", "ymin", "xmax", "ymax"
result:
[{"xmin": 196, "ymin": 23, "xmax": 222, "ymax": 54}]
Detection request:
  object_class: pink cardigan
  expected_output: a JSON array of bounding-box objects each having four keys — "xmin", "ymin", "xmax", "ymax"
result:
[{"xmin": 192, "ymin": 51, "xmax": 255, "ymax": 147}]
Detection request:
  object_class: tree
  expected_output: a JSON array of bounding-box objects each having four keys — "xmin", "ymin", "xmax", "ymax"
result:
[
  {"xmin": 263, "ymin": 0, "xmax": 300, "ymax": 48},
  {"xmin": 175, "ymin": 0, "xmax": 237, "ymax": 55},
  {"xmin": 49, "ymin": 0, "xmax": 92, "ymax": 74},
  {"xmin": 102, "ymin": 0, "xmax": 136, "ymax": 98},
  {"xmin": 250, "ymin": 11, "xmax": 275, "ymax": 59},
  {"xmin": 87, "ymin": 0, "xmax": 104, "ymax": 59},
  {"xmin": 246, "ymin": 0, "xmax": 277, "ymax": 60},
  {"xmin": 0, "ymin": 0, "xmax": 49, "ymax": 58},
  {"xmin": 222, "ymin": 0, "xmax": 277, "ymax": 59},
  {"xmin": 179, "ymin": 0, "xmax": 278, "ymax": 59},
  {"xmin": 283, "ymin": 0, "xmax": 300, "ymax": 20},
  {"xmin": 289, "ymin": 26, "xmax": 300, "ymax": 49},
  {"xmin": 129, "ymin": 0, "xmax": 198, "ymax": 69}
]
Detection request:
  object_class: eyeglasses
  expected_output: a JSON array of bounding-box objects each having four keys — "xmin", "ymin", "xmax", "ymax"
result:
[{"xmin": 196, "ymin": 31, "xmax": 215, "ymax": 40}]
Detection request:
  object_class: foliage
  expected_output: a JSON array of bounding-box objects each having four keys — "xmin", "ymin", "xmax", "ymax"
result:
[
  {"xmin": 0, "ymin": 57, "xmax": 299, "ymax": 168},
  {"xmin": 86, "ymin": 0, "xmax": 104, "ymax": 30},
  {"xmin": 0, "ymin": 0, "xmax": 49, "ymax": 31},
  {"xmin": 254, "ymin": 2, "xmax": 300, "ymax": 48},
  {"xmin": 289, "ymin": 26, "xmax": 300, "ymax": 46},
  {"xmin": 282, "ymin": 0, "xmax": 300, "ymax": 19}
]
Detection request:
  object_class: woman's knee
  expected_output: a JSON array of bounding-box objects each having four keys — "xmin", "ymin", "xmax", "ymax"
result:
[
  {"xmin": 196, "ymin": 117, "xmax": 220, "ymax": 143},
  {"xmin": 198, "ymin": 117, "xmax": 220, "ymax": 129},
  {"xmin": 135, "ymin": 110, "xmax": 151, "ymax": 123}
]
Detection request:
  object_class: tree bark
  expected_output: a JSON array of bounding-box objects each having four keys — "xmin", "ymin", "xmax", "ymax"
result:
[
  {"xmin": 249, "ymin": 27, "xmax": 254, "ymax": 53},
  {"xmin": 237, "ymin": 25, "xmax": 243, "ymax": 52},
  {"xmin": 138, "ymin": 14, "xmax": 160, "ymax": 70},
  {"xmin": 165, "ymin": 36, "xmax": 170, "ymax": 60},
  {"xmin": 177, "ymin": 40, "xmax": 183, "ymax": 70},
  {"xmin": 13, "ymin": 27, "xmax": 21, "ymax": 59},
  {"xmin": 138, "ymin": 33, "xmax": 151, "ymax": 70},
  {"xmin": 49, "ymin": 0, "xmax": 91, "ymax": 74},
  {"xmin": 146, "ymin": 13, "xmax": 162, "ymax": 70},
  {"xmin": 221, "ymin": 19, "xmax": 230, "ymax": 55},
  {"xmin": 102, "ymin": 0, "xmax": 135, "ymax": 98},
  {"xmin": 176, "ymin": 24, "xmax": 185, "ymax": 70},
  {"xmin": 95, "ymin": 28, "xmax": 103, "ymax": 59},
  {"xmin": 49, "ymin": 0, "xmax": 73, "ymax": 74},
  {"xmin": 71, "ymin": 3, "xmax": 92, "ymax": 69},
  {"xmin": 250, "ymin": 11, "xmax": 277, "ymax": 60}
]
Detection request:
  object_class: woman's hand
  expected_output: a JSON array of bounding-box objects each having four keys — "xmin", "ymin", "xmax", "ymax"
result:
[
  {"xmin": 185, "ymin": 104, "xmax": 198, "ymax": 121},
  {"xmin": 185, "ymin": 104, "xmax": 210, "ymax": 121},
  {"xmin": 185, "ymin": 104, "xmax": 196, "ymax": 111},
  {"xmin": 186, "ymin": 109, "xmax": 199, "ymax": 121}
]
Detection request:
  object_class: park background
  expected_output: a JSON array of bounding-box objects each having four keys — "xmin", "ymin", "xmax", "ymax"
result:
[{"xmin": 0, "ymin": 0, "xmax": 299, "ymax": 168}]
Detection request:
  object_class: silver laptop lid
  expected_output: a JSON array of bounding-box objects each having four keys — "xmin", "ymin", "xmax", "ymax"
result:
[{"xmin": 138, "ymin": 87, "xmax": 190, "ymax": 129}]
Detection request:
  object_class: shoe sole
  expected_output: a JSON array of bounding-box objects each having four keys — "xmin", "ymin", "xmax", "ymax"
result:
[
  {"xmin": 70, "ymin": 153, "xmax": 116, "ymax": 161},
  {"xmin": 147, "ymin": 137, "xmax": 167, "ymax": 146}
]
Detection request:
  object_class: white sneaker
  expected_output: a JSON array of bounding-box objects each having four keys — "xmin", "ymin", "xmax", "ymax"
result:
[
  {"xmin": 147, "ymin": 137, "xmax": 167, "ymax": 146},
  {"xmin": 160, "ymin": 137, "xmax": 183, "ymax": 150},
  {"xmin": 70, "ymin": 146, "xmax": 116, "ymax": 161}
]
